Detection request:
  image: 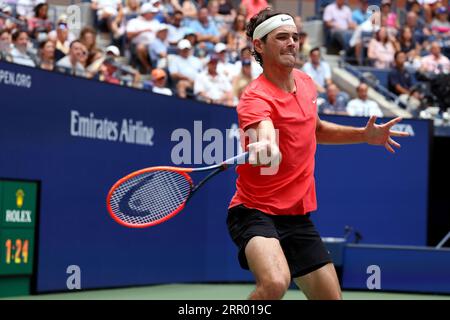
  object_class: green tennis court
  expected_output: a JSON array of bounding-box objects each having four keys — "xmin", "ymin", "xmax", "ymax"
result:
[{"xmin": 2, "ymin": 284, "xmax": 449, "ymax": 300}]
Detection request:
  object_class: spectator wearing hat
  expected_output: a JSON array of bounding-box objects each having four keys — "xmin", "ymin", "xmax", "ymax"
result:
[
  {"xmin": 431, "ymin": 6, "xmax": 450, "ymax": 35},
  {"xmin": 232, "ymin": 58, "xmax": 252, "ymax": 101},
  {"xmin": 151, "ymin": 68, "xmax": 173, "ymax": 96},
  {"xmin": 126, "ymin": 2, "xmax": 161, "ymax": 73},
  {"xmin": 10, "ymin": 30, "xmax": 36, "ymax": 67},
  {"xmin": 214, "ymin": 42, "xmax": 235, "ymax": 81},
  {"xmin": 346, "ymin": 83, "xmax": 384, "ymax": 117},
  {"xmin": 168, "ymin": 38, "xmax": 202, "ymax": 98},
  {"xmin": 149, "ymin": 0, "xmax": 163, "ymax": 21},
  {"xmin": 189, "ymin": 6, "xmax": 220, "ymax": 55},
  {"xmin": 56, "ymin": 40, "xmax": 87, "ymax": 77},
  {"xmin": 302, "ymin": 47, "xmax": 333, "ymax": 94},
  {"xmin": 100, "ymin": 45, "xmax": 141, "ymax": 86},
  {"xmin": 149, "ymin": 23, "xmax": 169, "ymax": 68},
  {"xmin": 194, "ymin": 54, "xmax": 233, "ymax": 106}
]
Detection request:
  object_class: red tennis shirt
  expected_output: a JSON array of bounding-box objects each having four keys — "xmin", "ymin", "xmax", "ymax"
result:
[{"xmin": 229, "ymin": 69, "xmax": 318, "ymax": 215}]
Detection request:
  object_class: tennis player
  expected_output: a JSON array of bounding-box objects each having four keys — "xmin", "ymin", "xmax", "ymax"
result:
[{"xmin": 227, "ymin": 8, "xmax": 409, "ymax": 300}]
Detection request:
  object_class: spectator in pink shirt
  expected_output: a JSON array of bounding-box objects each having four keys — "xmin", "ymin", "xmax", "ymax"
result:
[
  {"xmin": 240, "ymin": 0, "xmax": 269, "ymax": 21},
  {"xmin": 420, "ymin": 41, "xmax": 450, "ymax": 74},
  {"xmin": 367, "ymin": 26, "xmax": 397, "ymax": 69}
]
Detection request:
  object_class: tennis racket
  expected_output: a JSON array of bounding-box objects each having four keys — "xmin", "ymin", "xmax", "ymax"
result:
[{"xmin": 106, "ymin": 152, "xmax": 248, "ymax": 228}]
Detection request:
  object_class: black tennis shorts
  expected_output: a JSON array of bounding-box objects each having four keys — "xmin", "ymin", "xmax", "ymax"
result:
[{"xmin": 227, "ymin": 204, "xmax": 332, "ymax": 278}]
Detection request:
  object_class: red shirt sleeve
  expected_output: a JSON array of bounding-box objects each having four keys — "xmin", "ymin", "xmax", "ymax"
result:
[{"xmin": 237, "ymin": 90, "xmax": 272, "ymax": 131}]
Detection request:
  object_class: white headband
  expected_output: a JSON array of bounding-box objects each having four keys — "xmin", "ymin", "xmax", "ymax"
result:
[{"xmin": 252, "ymin": 14, "xmax": 296, "ymax": 40}]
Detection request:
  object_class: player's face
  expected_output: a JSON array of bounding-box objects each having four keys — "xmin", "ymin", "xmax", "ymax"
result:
[{"xmin": 260, "ymin": 25, "xmax": 299, "ymax": 69}]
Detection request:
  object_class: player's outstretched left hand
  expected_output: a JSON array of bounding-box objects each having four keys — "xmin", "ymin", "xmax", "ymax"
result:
[{"xmin": 364, "ymin": 116, "xmax": 410, "ymax": 153}]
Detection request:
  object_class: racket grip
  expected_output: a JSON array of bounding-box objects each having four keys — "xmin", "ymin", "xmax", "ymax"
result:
[{"xmin": 223, "ymin": 152, "xmax": 249, "ymax": 166}]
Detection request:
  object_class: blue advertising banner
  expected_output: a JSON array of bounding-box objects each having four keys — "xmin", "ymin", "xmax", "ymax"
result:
[
  {"xmin": 342, "ymin": 244, "xmax": 450, "ymax": 294},
  {"xmin": 0, "ymin": 61, "xmax": 431, "ymax": 293}
]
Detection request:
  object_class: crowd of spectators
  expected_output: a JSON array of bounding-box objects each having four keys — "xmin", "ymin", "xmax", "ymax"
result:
[
  {"xmin": 1, "ymin": 0, "xmax": 450, "ymax": 117},
  {"xmin": 323, "ymin": 0, "xmax": 450, "ymax": 116}
]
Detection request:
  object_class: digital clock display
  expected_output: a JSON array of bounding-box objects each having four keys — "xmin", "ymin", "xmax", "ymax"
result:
[
  {"xmin": 0, "ymin": 229, "xmax": 34, "ymax": 275},
  {"xmin": 0, "ymin": 181, "xmax": 37, "ymax": 278}
]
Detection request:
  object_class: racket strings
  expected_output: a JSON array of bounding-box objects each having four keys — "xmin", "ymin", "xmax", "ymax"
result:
[{"xmin": 109, "ymin": 170, "xmax": 192, "ymax": 225}]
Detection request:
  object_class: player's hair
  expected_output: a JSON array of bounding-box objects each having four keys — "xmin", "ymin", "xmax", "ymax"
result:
[{"xmin": 246, "ymin": 8, "xmax": 294, "ymax": 67}]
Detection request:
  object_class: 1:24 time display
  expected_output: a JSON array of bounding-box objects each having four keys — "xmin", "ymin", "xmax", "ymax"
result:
[{"xmin": 5, "ymin": 239, "xmax": 29, "ymax": 264}]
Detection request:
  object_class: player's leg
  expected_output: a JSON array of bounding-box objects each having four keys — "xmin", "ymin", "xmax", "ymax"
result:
[
  {"xmin": 226, "ymin": 205, "xmax": 291, "ymax": 300},
  {"xmin": 294, "ymin": 263, "xmax": 342, "ymax": 300},
  {"xmin": 245, "ymin": 236, "xmax": 291, "ymax": 300},
  {"xmin": 277, "ymin": 214, "xmax": 341, "ymax": 300}
]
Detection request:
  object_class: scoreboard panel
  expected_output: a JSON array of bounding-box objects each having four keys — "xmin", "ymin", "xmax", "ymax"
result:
[{"xmin": 0, "ymin": 180, "xmax": 38, "ymax": 297}]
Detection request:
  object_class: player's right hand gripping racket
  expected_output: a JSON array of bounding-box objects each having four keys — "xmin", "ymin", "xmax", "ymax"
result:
[{"xmin": 106, "ymin": 152, "xmax": 248, "ymax": 228}]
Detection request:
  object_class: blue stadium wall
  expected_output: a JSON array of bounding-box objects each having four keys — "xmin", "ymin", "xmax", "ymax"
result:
[{"xmin": 0, "ymin": 61, "xmax": 431, "ymax": 293}]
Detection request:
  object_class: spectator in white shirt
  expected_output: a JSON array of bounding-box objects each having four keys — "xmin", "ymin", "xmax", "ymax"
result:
[
  {"xmin": 167, "ymin": 10, "xmax": 187, "ymax": 45},
  {"xmin": 168, "ymin": 38, "xmax": 203, "ymax": 98},
  {"xmin": 194, "ymin": 53, "xmax": 233, "ymax": 106},
  {"xmin": 302, "ymin": 47, "xmax": 332, "ymax": 94},
  {"xmin": 10, "ymin": 30, "xmax": 36, "ymax": 67},
  {"xmin": 126, "ymin": 3, "xmax": 160, "ymax": 72},
  {"xmin": 91, "ymin": 0, "xmax": 122, "ymax": 32},
  {"xmin": 323, "ymin": 0, "xmax": 357, "ymax": 52},
  {"xmin": 346, "ymin": 83, "xmax": 384, "ymax": 117},
  {"xmin": 55, "ymin": 40, "xmax": 87, "ymax": 77},
  {"xmin": 214, "ymin": 42, "xmax": 236, "ymax": 81},
  {"xmin": 149, "ymin": 23, "xmax": 169, "ymax": 68}
]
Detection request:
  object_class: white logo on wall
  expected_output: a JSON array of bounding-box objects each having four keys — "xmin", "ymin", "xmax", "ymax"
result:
[
  {"xmin": 171, "ymin": 121, "xmax": 243, "ymax": 166},
  {"xmin": 66, "ymin": 265, "xmax": 81, "ymax": 290},
  {"xmin": 366, "ymin": 265, "xmax": 381, "ymax": 290},
  {"xmin": 70, "ymin": 110, "xmax": 155, "ymax": 146},
  {"xmin": 0, "ymin": 69, "xmax": 32, "ymax": 88},
  {"xmin": 66, "ymin": 5, "xmax": 81, "ymax": 31}
]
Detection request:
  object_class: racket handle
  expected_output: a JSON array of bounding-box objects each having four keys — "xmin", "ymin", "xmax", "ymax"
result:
[{"xmin": 223, "ymin": 152, "xmax": 249, "ymax": 166}]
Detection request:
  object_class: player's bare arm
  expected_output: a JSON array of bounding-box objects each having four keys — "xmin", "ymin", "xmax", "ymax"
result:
[
  {"xmin": 246, "ymin": 120, "xmax": 282, "ymax": 167},
  {"xmin": 316, "ymin": 115, "xmax": 410, "ymax": 153}
]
